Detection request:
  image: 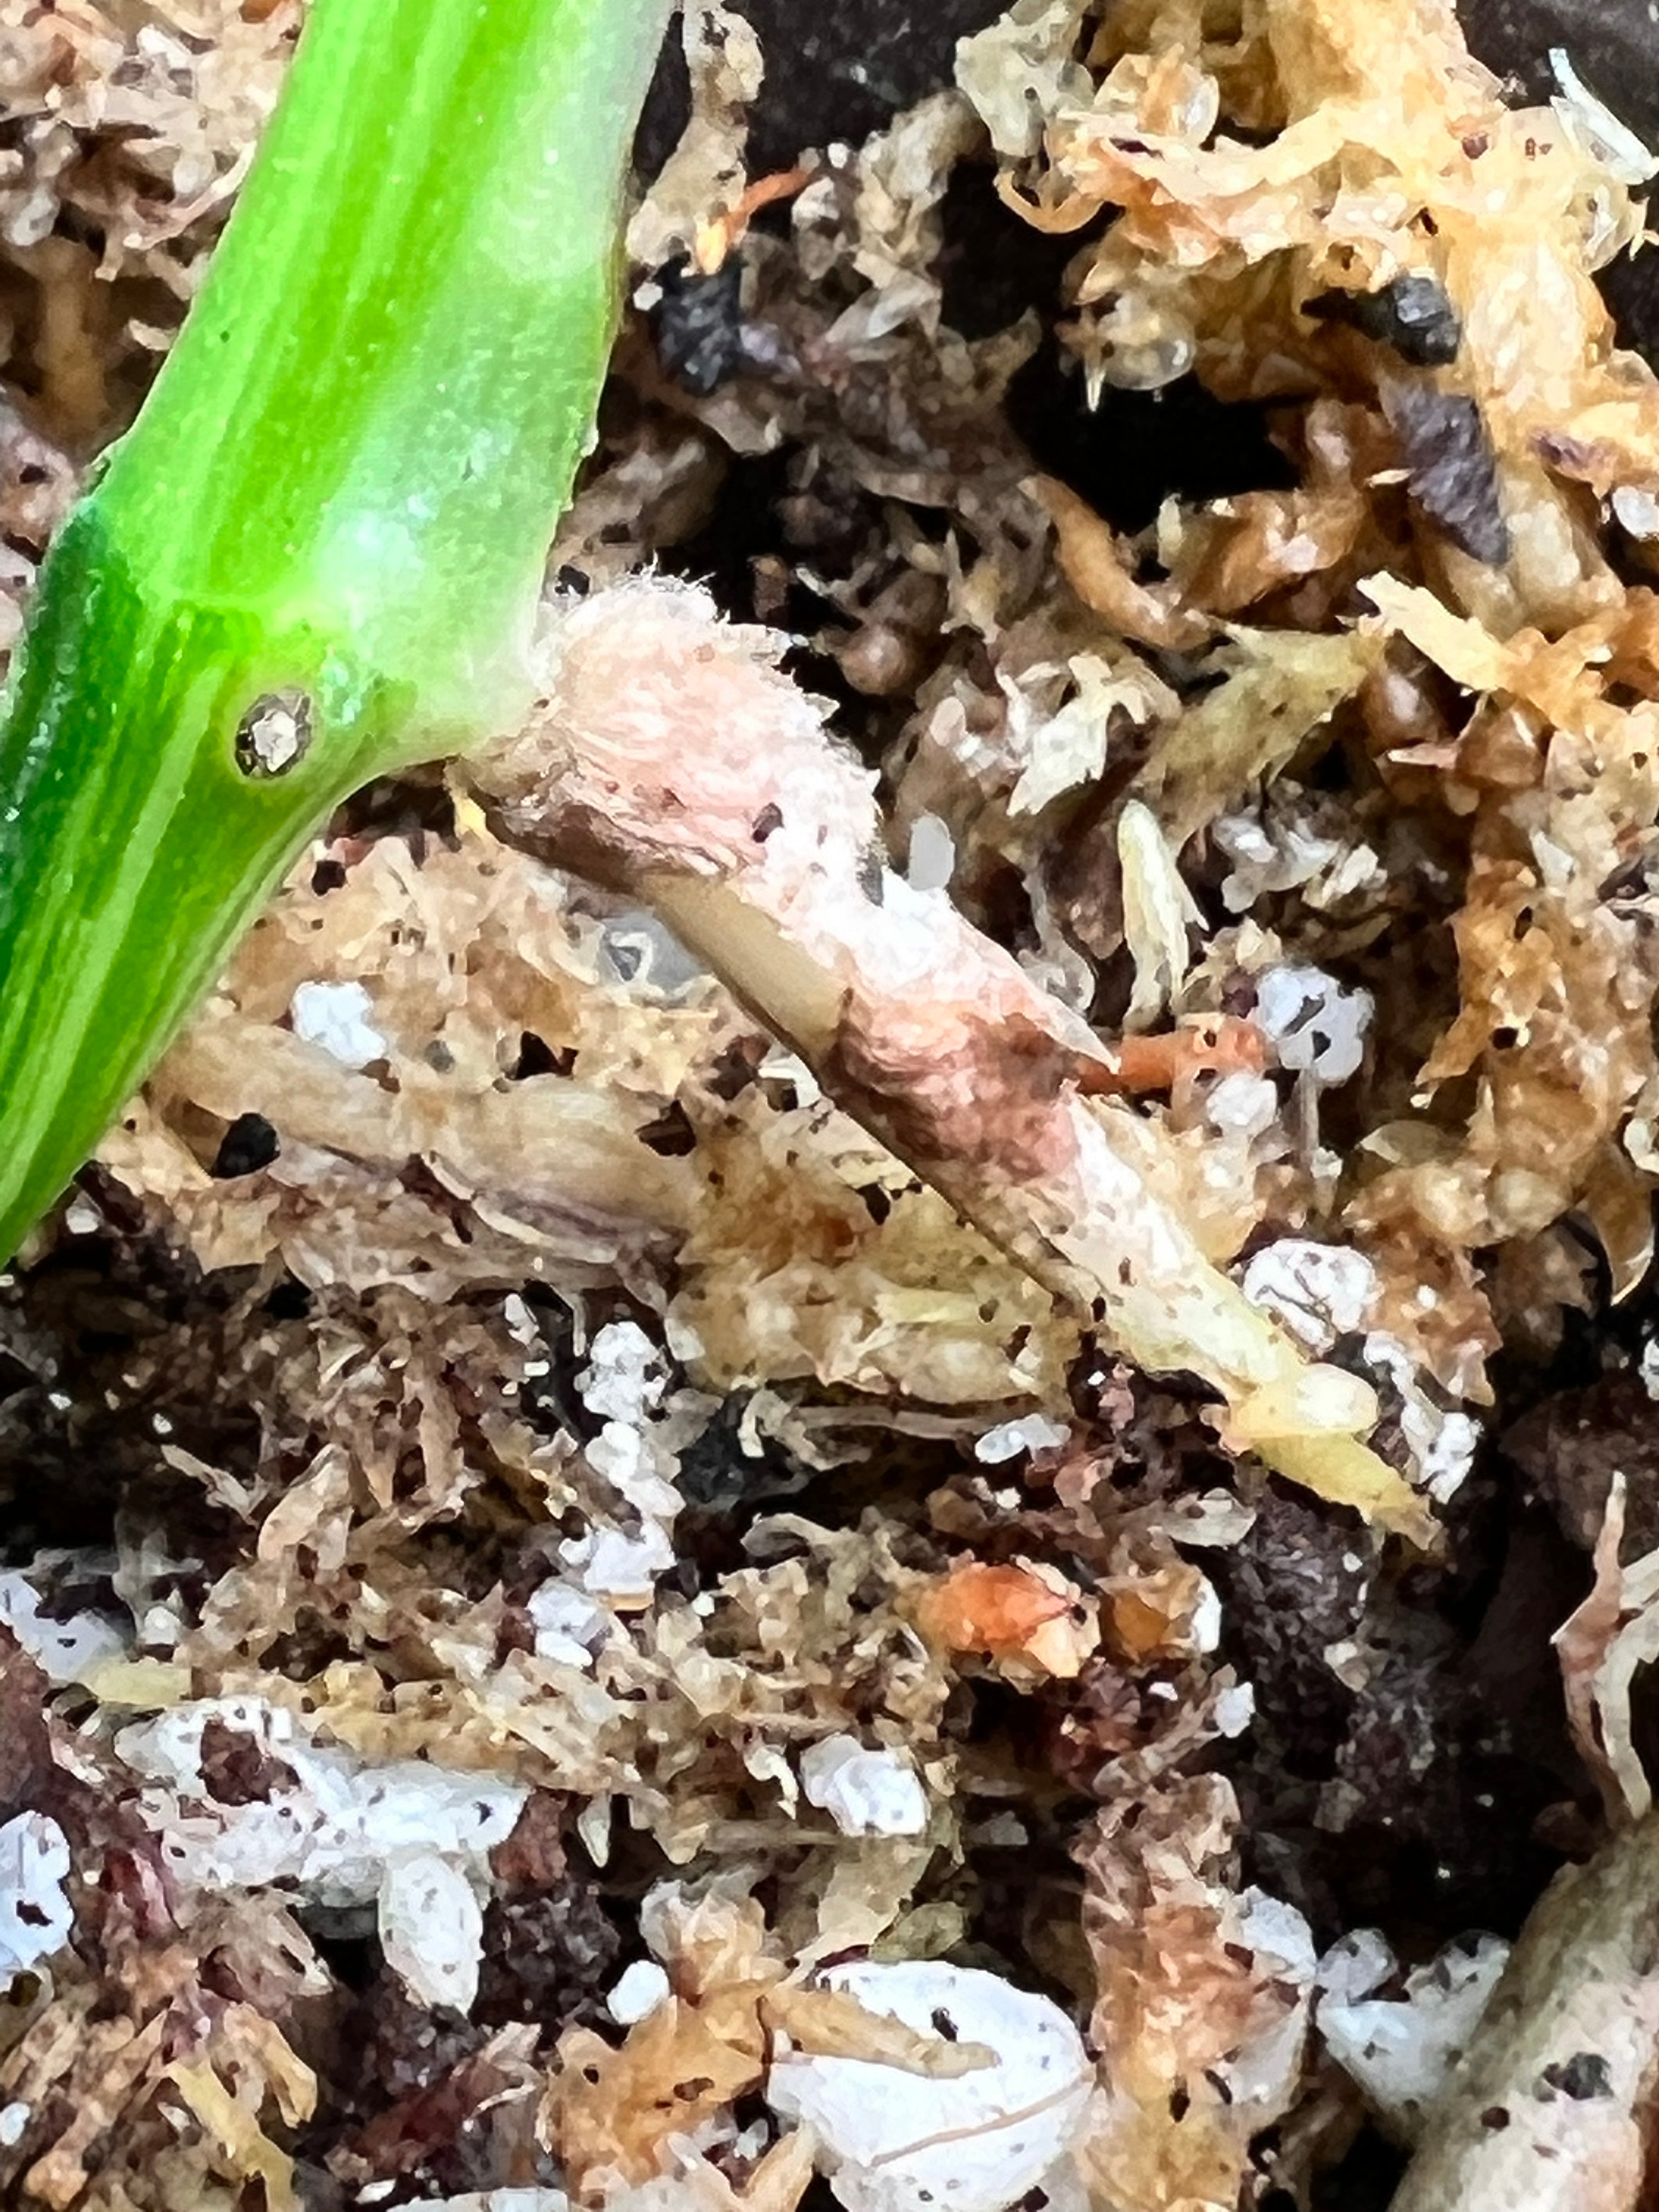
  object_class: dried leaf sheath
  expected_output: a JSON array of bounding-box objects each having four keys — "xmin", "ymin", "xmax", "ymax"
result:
[{"xmin": 0, "ymin": 0, "xmax": 673, "ymax": 1261}]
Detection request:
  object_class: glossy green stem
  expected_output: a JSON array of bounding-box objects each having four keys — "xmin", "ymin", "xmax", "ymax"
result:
[{"xmin": 0, "ymin": 0, "xmax": 672, "ymax": 1260}]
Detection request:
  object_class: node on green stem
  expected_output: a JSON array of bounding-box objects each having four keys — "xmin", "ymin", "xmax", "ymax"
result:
[{"xmin": 0, "ymin": 0, "xmax": 674, "ymax": 1262}]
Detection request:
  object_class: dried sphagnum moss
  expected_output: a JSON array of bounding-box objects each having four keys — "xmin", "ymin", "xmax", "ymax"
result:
[{"xmin": 5, "ymin": 0, "xmax": 1659, "ymax": 2205}]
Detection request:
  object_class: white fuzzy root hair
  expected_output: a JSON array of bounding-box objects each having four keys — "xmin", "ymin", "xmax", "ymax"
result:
[{"xmin": 462, "ymin": 577, "xmax": 1429, "ymax": 1540}]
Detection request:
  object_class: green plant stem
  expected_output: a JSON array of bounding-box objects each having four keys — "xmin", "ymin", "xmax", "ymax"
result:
[{"xmin": 0, "ymin": 0, "xmax": 672, "ymax": 1261}]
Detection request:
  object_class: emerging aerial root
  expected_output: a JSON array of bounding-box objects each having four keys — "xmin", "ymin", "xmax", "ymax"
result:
[{"xmin": 462, "ymin": 578, "xmax": 1430, "ymax": 1541}]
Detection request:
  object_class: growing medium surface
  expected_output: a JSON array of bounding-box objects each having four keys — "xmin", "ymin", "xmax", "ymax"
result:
[{"xmin": 0, "ymin": 1, "xmax": 1655, "ymax": 2209}]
